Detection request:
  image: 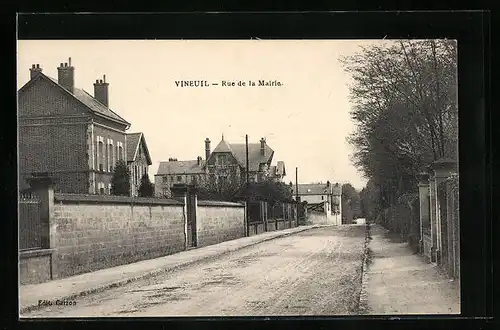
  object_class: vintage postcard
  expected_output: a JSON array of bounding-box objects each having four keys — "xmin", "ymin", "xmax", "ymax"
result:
[{"xmin": 18, "ymin": 39, "xmax": 460, "ymax": 317}]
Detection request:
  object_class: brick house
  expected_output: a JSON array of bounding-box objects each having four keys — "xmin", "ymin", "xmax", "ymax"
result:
[
  {"xmin": 126, "ymin": 132, "xmax": 153, "ymax": 196},
  {"xmin": 18, "ymin": 58, "xmax": 133, "ymax": 195},
  {"xmin": 154, "ymin": 136, "xmax": 286, "ymax": 197}
]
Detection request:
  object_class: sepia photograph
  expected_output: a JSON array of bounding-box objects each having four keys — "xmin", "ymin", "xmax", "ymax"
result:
[{"xmin": 17, "ymin": 39, "xmax": 460, "ymax": 317}]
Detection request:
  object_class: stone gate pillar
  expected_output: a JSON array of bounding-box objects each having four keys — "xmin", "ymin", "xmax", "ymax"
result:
[
  {"xmin": 417, "ymin": 172, "xmax": 430, "ymax": 254},
  {"xmin": 170, "ymin": 184, "xmax": 189, "ymax": 248},
  {"xmin": 427, "ymin": 166, "xmax": 438, "ymax": 263},
  {"xmin": 263, "ymin": 200, "xmax": 268, "ymax": 231},
  {"xmin": 27, "ymin": 174, "xmax": 56, "ymax": 250},
  {"xmin": 430, "ymin": 159, "xmax": 458, "ymax": 266}
]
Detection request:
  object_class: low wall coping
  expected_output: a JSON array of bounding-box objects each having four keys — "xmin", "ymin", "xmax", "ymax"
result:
[
  {"xmin": 54, "ymin": 193, "xmax": 184, "ymax": 206},
  {"xmin": 20, "ymin": 248, "xmax": 55, "ymax": 259},
  {"xmin": 197, "ymin": 200, "xmax": 245, "ymax": 208}
]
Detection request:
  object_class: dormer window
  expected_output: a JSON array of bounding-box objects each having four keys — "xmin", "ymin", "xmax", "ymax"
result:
[{"xmin": 217, "ymin": 154, "xmax": 228, "ymax": 166}]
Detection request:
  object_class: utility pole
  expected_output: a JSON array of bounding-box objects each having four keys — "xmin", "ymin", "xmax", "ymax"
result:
[
  {"xmin": 295, "ymin": 167, "xmax": 299, "ymax": 201},
  {"xmin": 245, "ymin": 134, "xmax": 250, "ymax": 237},
  {"xmin": 295, "ymin": 167, "xmax": 299, "ymax": 225},
  {"xmin": 245, "ymin": 134, "xmax": 249, "ymax": 188}
]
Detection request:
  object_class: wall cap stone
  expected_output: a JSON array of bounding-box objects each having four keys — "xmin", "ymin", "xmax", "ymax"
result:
[
  {"xmin": 430, "ymin": 158, "xmax": 458, "ymax": 171},
  {"xmin": 20, "ymin": 248, "xmax": 55, "ymax": 259},
  {"xmin": 54, "ymin": 193, "xmax": 184, "ymax": 206},
  {"xmin": 197, "ymin": 200, "xmax": 245, "ymax": 208}
]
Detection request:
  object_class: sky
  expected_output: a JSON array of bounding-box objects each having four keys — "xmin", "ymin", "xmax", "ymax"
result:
[{"xmin": 17, "ymin": 40, "xmax": 384, "ymax": 190}]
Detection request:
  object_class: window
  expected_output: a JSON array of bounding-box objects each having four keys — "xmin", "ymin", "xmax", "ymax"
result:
[
  {"xmin": 98, "ymin": 182, "xmax": 105, "ymax": 195},
  {"xmin": 117, "ymin": 142, "xmax": 123, "ymax": 162},
  {"xmin": 162, "ymin": 176, "xmax": 169, "ymax": 184},
  {"xmin": 321, "ymin": 196, "xmax": 324, "ymax": 200},
  {"xmin": 98, "ymin": 141, "xmax": 104, "ymax": 170},
  {"xmin": 217, "ymin": 154, "xmax": 230, "ymax": 166},
  {"xmin": 108, "ymin": 141, "xmax": 114, "ymax": 172},
  {"xmin": 177, "ymin": 175, "xmax": 182, "ymax": 182},
  {"xmin": 162, "ymin": 188, "xmax": 169, "ymax": 197}
]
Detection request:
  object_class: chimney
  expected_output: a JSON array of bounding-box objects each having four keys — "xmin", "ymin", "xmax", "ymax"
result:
[
  {"xmin": 94, "ymin": 74, "xmax": 109, "ymax": 107},
  {"xmin": 29, "ymin": 64, "xmax": 43, "ymax": 80},
  {"xmin": 197, "ymin": 156, "xmax": 202, "ymax": 165},
  {"xmin": 260, "ymin": 137, "xmax": 266, "ymax": 155},
  {"xmin": 205, "ymin": 138, "xmax": 211, "ymax": 160},
  {"xmin": 57, "ymin": 57, "xmax": 75, "ymax": 93}
]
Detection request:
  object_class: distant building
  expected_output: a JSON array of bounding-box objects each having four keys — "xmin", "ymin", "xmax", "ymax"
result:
[
  {"xmin": 18, "ymin": 58, "xmax": 134, "ymax": 195},
  {"xmin": 154, "ymin": 157, "xmax": 206, "ymax": 197},
  {"xmin": 293, "ymin": 181, "xmax": 342, "ymax": 214},
  {"xmin": 154, "ymin": 135, "xmax": 286, "ymax": 197}
]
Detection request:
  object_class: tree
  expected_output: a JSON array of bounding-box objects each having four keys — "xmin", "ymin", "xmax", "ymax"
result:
[
  {"xmin": 341, "ymin": 183, "xmax": 361, "ymax": 224},
  {"xmin": 197, "ymin": 172, "xmax": 244, "ymax": 201},
  {"xmin": 111, "ymin": 160, "xmax": 130, "ymax": 196},
  {"xmin": 359, "ymin": 179, "xmax": 382, "ymax": 223},
  {"xmin": 138, "ymin": 173, "xmax": 154, "ymax": 197},
  {"xmin": 340, "ymin": 40, "xmax": 458, "ymax": 222}
]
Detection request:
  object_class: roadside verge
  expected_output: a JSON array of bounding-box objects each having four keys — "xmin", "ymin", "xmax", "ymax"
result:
[{"xmin": 357, "ymin": 222, "xmax": 372, "ymax": 314}]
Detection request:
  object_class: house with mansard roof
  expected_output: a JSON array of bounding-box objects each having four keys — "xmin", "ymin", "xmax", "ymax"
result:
[
  {"xmin": 154, "ymin": 135, "xmax": 286, "ymax": 197},
  {"xmin": 18, "ymin": 58, "xmax": 149, "ymax": 195}
]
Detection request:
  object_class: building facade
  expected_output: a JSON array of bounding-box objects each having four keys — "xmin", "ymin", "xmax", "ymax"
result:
[
  {"xmin": 154, "ymin": 157, "xmax": 206, "ymax": 197},
  {"xmin": 126, "ymin": 132, "xmax": 152, "ymax": 196},
  {"xmin": 154, "ymin": 136, "xmax": 286, "ymax": 197},
  {"xmin": 293, "ymin": 182, "xmax": 342, "ymax": 215},
  {"xmin": 293, "ymin": 182, "xmax": 342, "ymax": 225},
  {"xmin": 18, "ymin": 58, "xmax": 133, "ymax": 195}
]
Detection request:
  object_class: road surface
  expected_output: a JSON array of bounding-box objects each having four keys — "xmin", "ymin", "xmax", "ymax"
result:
[{"xmin": 25, "ymin": 225, "xmax": 366, "ymax": 317}]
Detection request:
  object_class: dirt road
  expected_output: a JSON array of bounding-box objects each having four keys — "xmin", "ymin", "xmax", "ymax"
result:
[{"xmin": 25, "ymin": 225, "xmax": 366, "ymax": 317}]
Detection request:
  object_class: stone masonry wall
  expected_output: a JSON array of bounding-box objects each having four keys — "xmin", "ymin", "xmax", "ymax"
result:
[
  {"xmin": 196, "ymin": 201, "xmax": 245, "ymax": 247},
  {"xmin": 51, "ymin": 194, "xmax": 186, "ymax": 278}
]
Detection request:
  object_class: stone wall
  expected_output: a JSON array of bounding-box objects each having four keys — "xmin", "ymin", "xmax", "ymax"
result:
[
  {"xmin": 50, "ymin": 194, "xmax": 186, "ymax": 278},
  {"xmin": 196, "ymin": 200, "xmax": 245, "ymax": 247}
]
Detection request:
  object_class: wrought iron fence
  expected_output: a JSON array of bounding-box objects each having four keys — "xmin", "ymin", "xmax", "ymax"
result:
[{"xmin": 19, "ymin": 193, "xmax": 42, "ymax": 250}]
